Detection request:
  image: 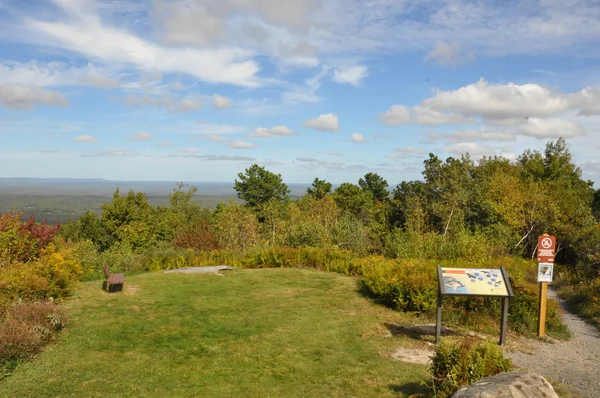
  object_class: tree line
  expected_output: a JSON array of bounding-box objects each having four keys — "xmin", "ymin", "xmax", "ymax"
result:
[{"xmin": 50, "ymin": 138, "xmax": 597, "ymax": 280}]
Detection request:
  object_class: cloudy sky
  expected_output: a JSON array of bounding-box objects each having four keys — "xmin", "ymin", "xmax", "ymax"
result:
[{"xmin": 1, "ymin": 0, "xmax": 600, "ymax": 185}]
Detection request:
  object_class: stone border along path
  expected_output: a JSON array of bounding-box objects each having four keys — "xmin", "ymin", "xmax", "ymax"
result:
[{"xmin": 506, "ymin": 288, "xmax": 600, "ymax": 397}]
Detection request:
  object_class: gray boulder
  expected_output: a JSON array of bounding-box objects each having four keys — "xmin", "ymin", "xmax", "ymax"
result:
[{"xmin": 452, "ymin": 371, "xmax": 558, "ymax": 398}]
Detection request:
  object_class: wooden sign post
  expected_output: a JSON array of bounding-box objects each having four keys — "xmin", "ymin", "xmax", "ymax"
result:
[{"xmin": 536, "ymin": 234, "xmax": 556, "ymax": 337}]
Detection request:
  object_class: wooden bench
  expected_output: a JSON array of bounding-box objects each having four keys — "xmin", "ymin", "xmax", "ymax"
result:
[{"xmin": 102, "ymin": 263, "xmax": 124, "ymax": 293}]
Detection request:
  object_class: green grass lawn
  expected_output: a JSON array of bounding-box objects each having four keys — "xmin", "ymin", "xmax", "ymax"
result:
[{"xmin": 1, "ymin": 268, "xmax": 428, "ymax": 397}]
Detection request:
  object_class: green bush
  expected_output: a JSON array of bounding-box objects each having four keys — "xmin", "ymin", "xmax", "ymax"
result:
[
  {"xmin": 383, "ymin": 230, "xmax": 499, "ymax": 262},
  {"xmin": 425, "ymin": 339, "xmax": 512, "ymax": 398}
]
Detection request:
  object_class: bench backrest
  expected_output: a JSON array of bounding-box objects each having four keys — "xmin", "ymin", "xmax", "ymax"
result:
[{"xmin": 103, "ymin": 262, "xmax": 110, "ymax": 279}]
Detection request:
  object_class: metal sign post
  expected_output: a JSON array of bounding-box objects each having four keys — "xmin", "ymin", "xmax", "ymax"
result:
[
  {"xmin": 436, "ymin": 265, "xmax": 514, "ymax": 345},
  {"xmin": 537, "ymin": 234, "xmax": 556, "ymax": 338}
]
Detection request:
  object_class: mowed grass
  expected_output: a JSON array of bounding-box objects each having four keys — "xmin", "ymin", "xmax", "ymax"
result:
[{"xmin": 1, "ymin": 268, "xmax": 428, "ymax": 397}]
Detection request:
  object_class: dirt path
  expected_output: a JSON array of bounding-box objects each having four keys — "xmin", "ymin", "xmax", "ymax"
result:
[{"xmin": 506, "ymin": 289, "xmax": 600, "ymax": 397}]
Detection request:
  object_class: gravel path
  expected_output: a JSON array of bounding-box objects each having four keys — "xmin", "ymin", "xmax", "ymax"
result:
[{"xmin": 506, "ymin": 289, "xmax": 600, "ymax": 397}]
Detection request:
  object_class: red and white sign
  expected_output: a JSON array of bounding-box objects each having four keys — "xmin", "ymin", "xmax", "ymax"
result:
[{"xmin": 537, "ymin": 235, "xmax": 556, "ymax": 263}]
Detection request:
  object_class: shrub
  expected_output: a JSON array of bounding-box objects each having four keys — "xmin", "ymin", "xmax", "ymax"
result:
[
  {"xmin": 0, "ymin": 212, "xmax": 60, "ymax": 265},
  {"xmin": 0, "ymin": 301, "xmax": 66, "ymax": 379},
  {"xmin": 425, "ymin": 339, "xmax": 512, "ymax": 398},
  {"xmin": 174, "ymin": 218, "xmax": 219, "ymax": 252},
  {"xmin": 0, "ymin": 241, "xmax": 82, "ymax": 302},
  {"xmin": 383, "ymin": 229, "xmax": 498, "ymax": 262}
]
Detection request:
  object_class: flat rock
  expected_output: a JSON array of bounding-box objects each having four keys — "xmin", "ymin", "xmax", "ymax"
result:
[
  {"xmin": 391, "ymin": 347, "xmax": 433, "ymax": 365},
  {"xmin": 452, "ymin": 371, "xmax": 558, "ymax": 398},
  {"xmin": 164, "ymin": 266, "xmax": 236, "ymax": 274}
]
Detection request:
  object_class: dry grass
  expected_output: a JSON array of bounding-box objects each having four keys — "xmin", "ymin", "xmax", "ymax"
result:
[{"xmin": 0, "ymin": 301, "xmax": 66, "ymax": 379}]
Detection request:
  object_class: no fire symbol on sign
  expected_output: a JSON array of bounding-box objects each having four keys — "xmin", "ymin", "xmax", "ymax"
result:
[{"xmin": 537, "ymin": 235, "xmax": 556, "ymax": 263}]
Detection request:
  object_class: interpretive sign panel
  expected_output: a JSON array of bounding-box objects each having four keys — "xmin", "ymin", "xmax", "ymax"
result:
[
  {"xmin": 537, "ymin": 235, "xmax": 556, "ymax": 263},
  {"xmin": 437, "ymin": 265, "xmax": 514, "ymax": 345},
  {"xmin": 440, "ymin": 268, "xmax": 509, "ymax": 297},
  {"xmin": 537, "ymin": 263, "xmax": 554, "ymax": 283}
]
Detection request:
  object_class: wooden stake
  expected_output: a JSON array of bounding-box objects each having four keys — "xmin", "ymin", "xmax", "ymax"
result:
[{"xmin": 538, "ymin": 282, "xmax": 548, "ymax": 337}]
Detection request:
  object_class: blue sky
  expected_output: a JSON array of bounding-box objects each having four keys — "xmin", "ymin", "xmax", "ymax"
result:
[{"xmin": 1, "ymin": 0, "xmax": 600, "ymax": 185}]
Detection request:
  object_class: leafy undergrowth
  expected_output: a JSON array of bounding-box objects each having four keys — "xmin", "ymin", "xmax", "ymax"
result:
[
  {"xmin": 556, "ymin": 278, "xmax": 600, "ymax": 331},
  {"xmin": 424, "ymin": 339, "xmax": 513, "ymax": 398},
  {"xmin": 0, "ymin": 269, "xmax": 429, "ymax": 398}
]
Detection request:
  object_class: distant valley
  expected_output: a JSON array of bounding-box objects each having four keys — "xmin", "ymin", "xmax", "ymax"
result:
[{"xmin": 0, "ymin": 178, "xmax": 311, "ymax": 224}]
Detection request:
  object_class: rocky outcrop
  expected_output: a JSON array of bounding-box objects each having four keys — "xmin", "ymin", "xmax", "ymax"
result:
[{"xmin": 452, "ymin": 371, "xmax": 558, "ymax": 398}]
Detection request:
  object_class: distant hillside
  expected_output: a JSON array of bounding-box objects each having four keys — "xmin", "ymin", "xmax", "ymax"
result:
[{"xmin": 0, "ymin": 178, "xmax": 311, "ymax": 223}]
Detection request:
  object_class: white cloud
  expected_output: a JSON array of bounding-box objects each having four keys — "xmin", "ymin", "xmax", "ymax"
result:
[
  {"xmin": 229, "ymin": 141, "xmax": 257, "ymax": 148},
  {"xmin": 422, "ymin": 79, "xmax": 569, "ymax": 120},
  {"xmin": 153, "ymin": 0, "xmax": 228, "ymax": 47},
  {"xmin": 127, "ymin": 132, "xmax": 153, "ymax": 141},
  {"xmin": 385, "ymin": 147, "xmax": 426, "ymax": 159},
  {"xmin": 282, "ymin": 67, "xmax": 328, "ymax": 104},
  {"xmin": 332, "ymin": 65, "xmax": 368, "ymax": 86},
  {"xmin": 181, "ymin": 148, "xmax": 198, "ymax": 153},
  {"xmin": 232, "ymin": 0, "xmax": 319, "ymax": 30},
  {"xmin": 74, "ymin": 134, "xmax": 97, "ymax": 143},
  {"xmin": 0, "ymin": 83, "xmax": 69, "ymax": 110},
  {"xmin": 208, "ymin": 135, "xmax": 230, "ymax": 142},
  {"xmin": 413, "ymin": 106, "xmax": 473, "ymax": 126},
  {"xmin": 159, "ymin": 141, "xmax": 171, "ymax": 147},
  {"xmin": 569, "ymin": 88, "xmax": 600, "ymax": 115},
  {"xmin": 80, "ymin": 75, "xmax": 119, "ymax": 88},
  {"xmin": 7, "ymin": 0, "xmax": 600, "ymax": 97},
  {"xmin": 445, "ymin": 142, "xmax": 502, "ymax": 157},
  {"xmin": 380, "ymin": 105, "xmax": 410, "ymax": 125},
  {"xmin": 106, "ymin": 148, "xmax": 136, "ymax": 156},
  {"xmin": 400, "ymin": 147, "xmax": 426, "ymax": 155},
  {"xmin": 122, "ymin": 95, "xmax": 200, "ymax": 113},
  {"xmin": 278, "ymin": 41, "xmax": 319, "ymax": 67},
  {"xmin": 169, "ymin": 81, "xmax": 185, "ymax": 90},
  {"xmin": 0, "ymin": 60, "xmax": 111, "ymax": 88},
  {"xmin": 518, "ymin": 118, "xmax": 586, "ymax": 139},
  {"xmin": 213, "ymin": 94, "xmax": 232, "ymax": 109},
  {"xmin": 249, "ymin": 125, "xmax": 295, "ymax": 138},
  {"xmin": 444, "ymin": 129, "xmax": 516, "ymax": 142},
  {"xmin": 327, "ymin": 151, "xmax": 343, "ymax": 157},
  {"xmin": 350, "ymin": 133, "xmax": 365, "ymax": 142},
  {"xmin": 384, "ymin": 153, "xmax": 406, "ymax": 159},
  {"xmin": 249, "ymin": 127, "xmax": 271, "ymax": 138},
  {"xmin": 172, "ymin": 99, "xmax": 201, "ymax": 113},
  {"xmin": 302, "ymin": 113, "xmax": 339, "ymax": 131},
  {"xmin": 26, "ymin": 4, "xmax": 260, "ymax": 87},
  {"xmin": 425, "ymin": 41, "xmax": 474, "ymax": 67},
  {"xmin": 193, "ymin": 122, "xmax": 246, "ymax": 135}
]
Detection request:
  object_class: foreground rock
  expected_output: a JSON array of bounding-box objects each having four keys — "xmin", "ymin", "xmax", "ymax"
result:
[
  {"xmin": 452, "ymin": 371, "xmax": 558, "ymax": 398},
  {"xmin": 164, "ymin": 266, "xmax": 236, "ymax": 274}
]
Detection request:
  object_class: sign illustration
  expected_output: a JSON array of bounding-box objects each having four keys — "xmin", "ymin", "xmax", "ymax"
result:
[
  {"xmin": 440, "ymin": 268, "xmax": 509, "ymax": 297},
  {"xmin": 537, "ymin": 262, "xmax": 554, "ymax": 283},
  {"xmin": 537, "ymin": 235, "xmax": 556, "ymax": 263}
]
